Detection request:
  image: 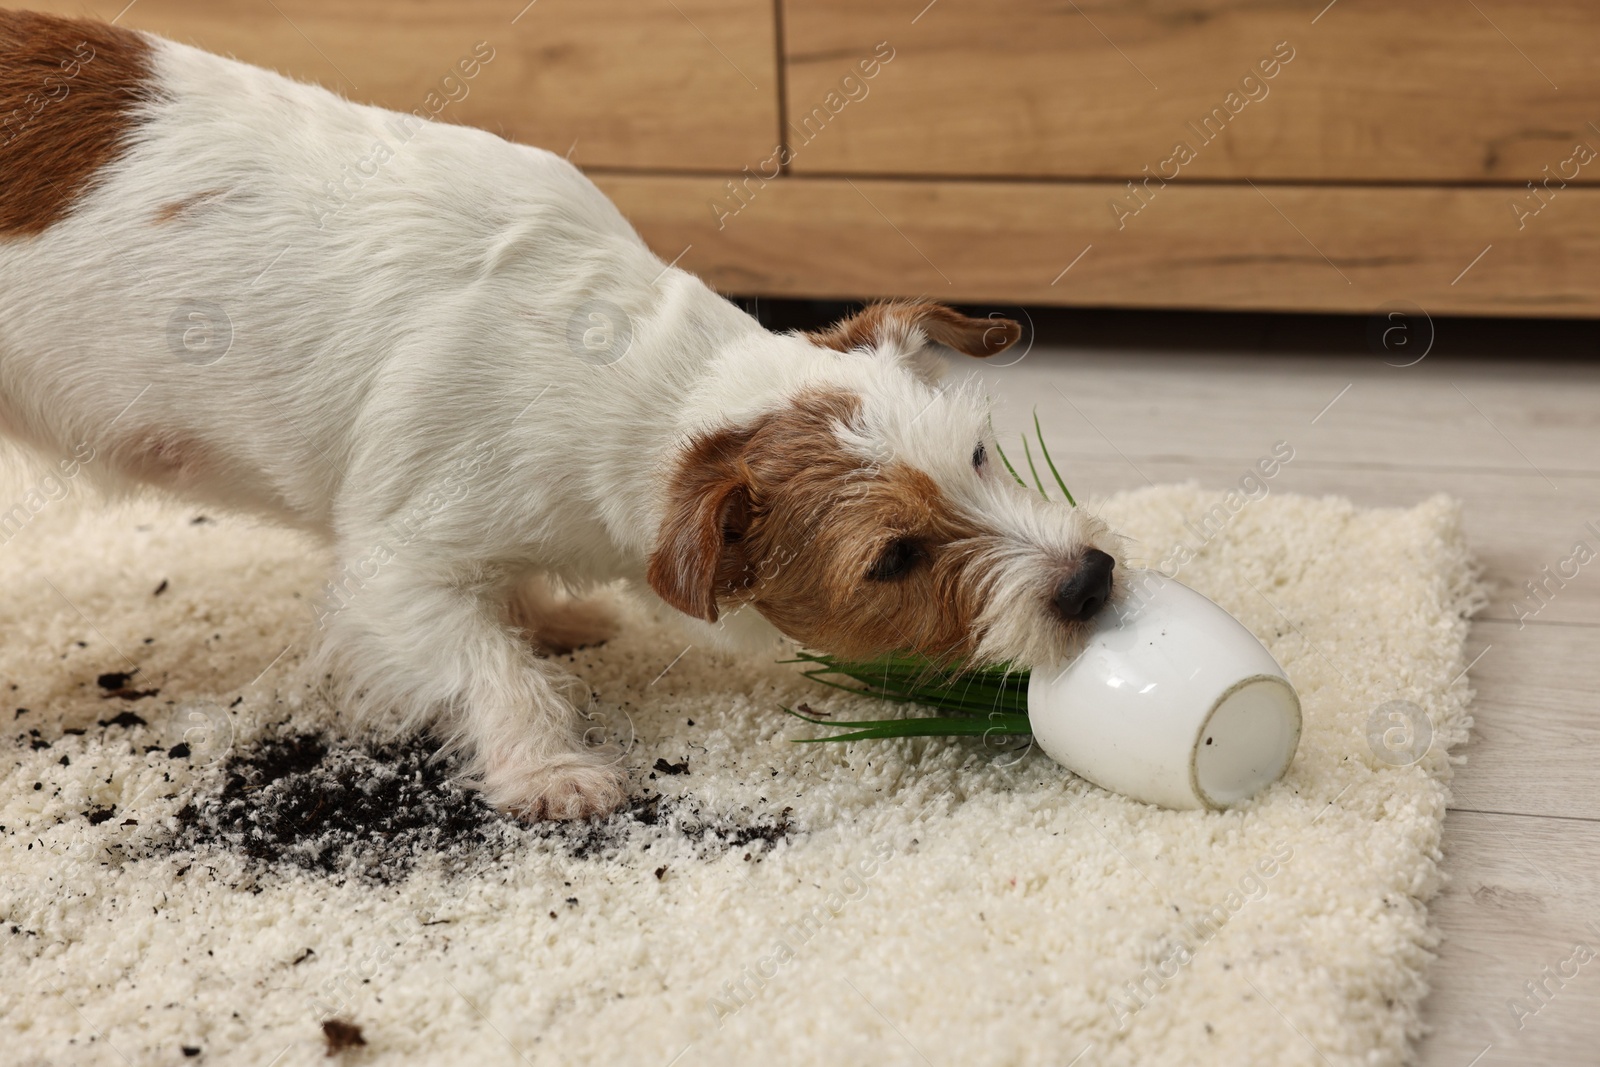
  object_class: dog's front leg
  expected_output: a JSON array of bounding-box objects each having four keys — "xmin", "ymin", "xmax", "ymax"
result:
[{"xmin": 316, "ymin": 560, "xmax": 628, "ymax": 820}]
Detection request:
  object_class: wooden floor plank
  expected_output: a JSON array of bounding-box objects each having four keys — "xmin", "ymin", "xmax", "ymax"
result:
[
  {"xmin": 1415, "ymin": 812, "xmax": 1600, "ymax": 1067},
  {"xmin": 978, "ymin": 354, "xmax": 1600, "ymax": 627},
  {"xmin": 974, "ymin": 443, "xmax": 1600, "ymax": 627},
  {"xmin": 1441, "ymin": 622, "xmax": 1599, "ymax": 822},
  {"xmin": 980, "ymin": 349, "xmax": 1600, "ymax": 477}
]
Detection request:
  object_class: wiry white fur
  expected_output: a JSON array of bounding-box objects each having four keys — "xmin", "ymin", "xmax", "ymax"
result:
[
  {"xmin": 829, "ymin": 361, "xmax": 1123, "ymax": 666},
  {"xmin": 0, "ymin": 29, "xmax": 1119, "ymax": 817}
]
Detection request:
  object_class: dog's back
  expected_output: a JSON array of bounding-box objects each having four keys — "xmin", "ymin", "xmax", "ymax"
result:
[
  {"xmin": 0, "ymin": 11, "xmax": 1112, "ymax": 823},
  {"xmin": 0, "ymin": 9, "xmax": 650, "ymax": 530}
]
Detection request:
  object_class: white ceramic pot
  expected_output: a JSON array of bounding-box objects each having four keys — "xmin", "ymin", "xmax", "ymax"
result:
[{"xmin": 1027, "ymin": 570, "xmax": 1301, "ymax": 810}]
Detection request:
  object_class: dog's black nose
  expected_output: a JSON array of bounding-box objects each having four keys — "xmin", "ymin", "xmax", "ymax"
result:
[{"xmin": 1053, "ymin": 549, "xmax": 1115, "ymax": 622}]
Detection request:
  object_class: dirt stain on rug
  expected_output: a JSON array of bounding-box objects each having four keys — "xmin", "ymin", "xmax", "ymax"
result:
[{"xmin": 166, "ymin": 731, "xmax": 795, "ymax": 884}]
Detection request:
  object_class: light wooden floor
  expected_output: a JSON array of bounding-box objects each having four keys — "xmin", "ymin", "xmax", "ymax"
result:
[{"xmin": 972, "ymin": 324, "xmax": 1599, "ymax": 1067}]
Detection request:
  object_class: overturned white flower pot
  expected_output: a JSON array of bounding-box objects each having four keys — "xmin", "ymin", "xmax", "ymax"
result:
[{"xmin": 1027, "ymin": 571, "xmax": 1302, "ymax": 810}]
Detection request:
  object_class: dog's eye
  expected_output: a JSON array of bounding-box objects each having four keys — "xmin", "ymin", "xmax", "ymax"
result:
[
  {"xmin": 972, "ymin": 442, "xmax": 986, "ymax": 469},
  {"xmin": 867, "ymin": 537, "xmax": 924, "ymax": 582}
]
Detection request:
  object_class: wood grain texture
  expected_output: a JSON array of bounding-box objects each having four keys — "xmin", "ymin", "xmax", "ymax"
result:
[
  {"xmin": 1413, "ymin": 812, "xmax": 1600, "ymax": 1067},
  {"xmin": 1, "ymin": 0, "xmax": 778, "ymax": 170},
  {"xmin": 976, "ymin": 351, "xmax": 1600, "ymax": 482},
  {"xmin": 977, "ymin": 348, "xmax": 1600, "ymax": 574},
  {"xmin": 1016, "ymin": 457, "xmax": 1600, "ymax": 627},
  {"xmin": 594, "ymin": 173, "xmax": 1600, "ymax": 316},
  {"xmin": 1447, "ymin": 622, "xmax": 1600, "ymax": 823},
  {"xmin": 783, "ymin": 0, "xmax": 1598, "ymax": 184}
]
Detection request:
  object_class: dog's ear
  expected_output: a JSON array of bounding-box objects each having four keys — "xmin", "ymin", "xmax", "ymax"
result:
[
  {"xmin": 647, "ymin": 427, "xmax": 755, "ymax": 623},
  {"xmin": 805, "ymin": 301, "xmax": 1021, "ymax": 359}
]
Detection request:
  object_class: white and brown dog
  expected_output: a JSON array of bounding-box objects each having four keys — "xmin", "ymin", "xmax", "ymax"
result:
[{"xmin": 0, "ymin": 11, "xmax": 1121, "ymax": 819}]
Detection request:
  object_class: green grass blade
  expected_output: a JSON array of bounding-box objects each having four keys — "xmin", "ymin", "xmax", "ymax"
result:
[
  {"xmin": 993, "ymin": 438, "xmax": 1027, "ymax": 487},
  {"xmin": 792, "ymin": 671, "xmax": 918, "ymax": 702},
  {"xmin": 788, "ymin": 713, "xmax": 1033, "ymax": 742},
  {"xmin": 783, "ymin": 706, "xmax": 933, "ymax": 729},
  {"xmin": 794, "ymin": 652, "xmax": 1030, "ymax": 696},
  {"xmin": 1021, "ymin": 435, "xmax": 1049, "ymax": 499},
  {"xmin": 797, "ymin": 658, "xmax": 1029, "ymax": 711},
  {"xmin": 988, "ymin": 414, "xmax": 1027, "ymax": 488},
  {"xmin": 1034, "ymin": 409, "xmax": 1077, "ymax": 507},
  {"xmin": 787, "ymin": 652, "xmax": 1034, "ymax": 729},
  {"xmin": 795, "ymin": 680, "xmax": 1023, "ymax": 718}
]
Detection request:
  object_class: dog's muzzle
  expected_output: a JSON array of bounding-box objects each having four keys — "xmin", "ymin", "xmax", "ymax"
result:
[{"xmin": 1052, "ymin": 549, "xmax": 1115, "ymax": 623}]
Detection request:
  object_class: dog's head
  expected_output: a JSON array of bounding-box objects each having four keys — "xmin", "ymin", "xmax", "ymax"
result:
[{"xmin": 646, "ymin": 301, "xmax": 1123, "ymax": 669}]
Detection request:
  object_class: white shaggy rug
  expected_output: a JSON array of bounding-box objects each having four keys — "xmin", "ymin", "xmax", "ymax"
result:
[{"xmin": 0, "ymin": 483, "xmax": 1483, "ymax": 1066}]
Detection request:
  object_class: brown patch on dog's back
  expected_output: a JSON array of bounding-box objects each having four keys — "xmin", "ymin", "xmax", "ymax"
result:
[{"xmin": 0, "ymin": 11, "xmax": 155, "ymax": 235}]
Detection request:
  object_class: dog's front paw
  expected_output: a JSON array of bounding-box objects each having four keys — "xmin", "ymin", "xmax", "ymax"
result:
[{"xmin": 485, "ymin": 750, "xmax": 628, "ymax": 821}]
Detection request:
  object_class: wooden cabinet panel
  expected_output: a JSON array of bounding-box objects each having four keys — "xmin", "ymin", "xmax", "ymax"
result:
[
  {"xmin": 782, "ymin": 0, "xmax": 1598, "ymax": 183},
  {"xmin": 595, "ymin": 174, "xmax": 1600, "ymax": 316},
  {"xmin": 5, "ymin": 0, "xmax": 778, "ymax": 170},
  {"xmin": 11, "ymin": 1, "xmax": 1593, "ymax": 314}
]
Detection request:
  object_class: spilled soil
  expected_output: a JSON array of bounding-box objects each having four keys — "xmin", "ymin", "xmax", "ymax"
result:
[{"xmin": 168, "ymin": 730, "xmax": 794, "ymax": 884}]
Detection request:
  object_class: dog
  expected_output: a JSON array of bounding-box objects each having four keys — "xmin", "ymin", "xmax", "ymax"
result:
[{"xmin": 0, "ymin": 11, "xmax": 1122, "ymax": 819}]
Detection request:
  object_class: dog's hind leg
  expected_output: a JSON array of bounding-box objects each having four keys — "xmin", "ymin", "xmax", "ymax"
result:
[
  {"xmin": 505, "ymin": 573, "xmax": 620, "ymax": 656},
  {"xmin": 314, "ymin": 558, "xmax": 627, "ymax": 821}
]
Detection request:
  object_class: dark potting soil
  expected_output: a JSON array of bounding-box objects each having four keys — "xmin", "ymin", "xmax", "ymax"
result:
[{"xmin": 168, "ymin": 730, "xmax": 794, "ymax": 884}]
